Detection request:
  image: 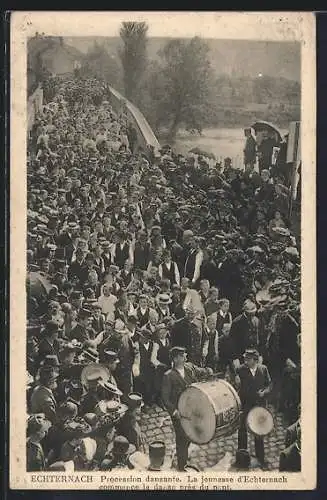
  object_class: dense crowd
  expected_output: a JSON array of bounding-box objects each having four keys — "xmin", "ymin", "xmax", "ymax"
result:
[{"xmin": 26, "ymin": 76, "xmax": 301, "ymax": 472}]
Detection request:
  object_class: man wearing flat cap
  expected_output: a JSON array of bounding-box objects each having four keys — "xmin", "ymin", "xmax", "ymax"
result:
[
  {"xmin": 161, "ymin": 346, "xmax": 213, "ymax": 470},
  {"xmin": 235, "ymin": 349, "xmax": 272, "ymax": 469},
  {"xmin": 229, "ymin": 299, "xmax": 264, "ymax": 371}
]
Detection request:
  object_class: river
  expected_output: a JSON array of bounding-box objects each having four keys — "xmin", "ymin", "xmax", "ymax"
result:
[{"xmin": 169, "ymin": 127, "xmax": 287, "ymax": 169}]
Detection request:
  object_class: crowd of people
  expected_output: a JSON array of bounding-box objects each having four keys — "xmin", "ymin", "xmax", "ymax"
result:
[{"xmin": 26, "ymin": 75, "xmax": 301, "ymax": 473}]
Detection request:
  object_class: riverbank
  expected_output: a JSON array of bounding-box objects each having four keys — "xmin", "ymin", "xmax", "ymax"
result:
[{"xmin": 159, "ymin": 126, "xmax": 287, "ymax": 167}]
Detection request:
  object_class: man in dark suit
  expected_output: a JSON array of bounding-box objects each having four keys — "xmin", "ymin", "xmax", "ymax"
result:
[
  {"xmin": 284, "ymin": 418, "xmax": 300, "ymax": 448},
  {"xmin": 279, "ymin": 425, "xmax": 301, "ymax": 472},
  {"xmin": 229, "ymin": 299, "xmax": 265, "ymax": 371},
  {"xmin": 30, "ymin": 366, "xmax": 59, "ymax": 424},
  {"xmin": 26, "ymin": 414, "xmax": 51, "ymax": 471},
  {"xmin": 161, "ymin": 346, "xmax": 213, "ymax": 471},
  {"xmin": 235, "ymin": 349, "xmax": 272, "ymax": 469},
  {"xmin": 170, "ymin": 307, "xmax": 202, "ymax": 364},
  {"xmin": 243, "ymin": 128, "xmax": 256, "ymax": 170}
]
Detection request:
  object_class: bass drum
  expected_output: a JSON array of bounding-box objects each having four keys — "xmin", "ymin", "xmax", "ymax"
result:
[{"xmin": 178, "ymin": 379, "xmax": 241, "ymax": 445}]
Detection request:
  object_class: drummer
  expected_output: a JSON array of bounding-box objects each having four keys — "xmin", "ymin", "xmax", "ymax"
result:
[
  {"xmin": 234, "ymin": 348, "xmax": 272, "ymax": 470},
  {"xmin": 161, "ymin": 346, "xmax": 213, "ymax": 471}
]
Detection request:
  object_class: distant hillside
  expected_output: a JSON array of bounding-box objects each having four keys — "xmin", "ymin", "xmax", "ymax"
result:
[{"xmin": 65, "ymin": 36, "xmax": 301, "ymax": 82}]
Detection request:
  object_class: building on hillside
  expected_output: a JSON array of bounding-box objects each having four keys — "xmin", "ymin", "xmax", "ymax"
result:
[
  {"xmin": 40, "ymin": 39, "xmax": 83, "ymax": 76},
  {"xmin": 28, "ymin": 36, "xmax": 83, "ymax": 88}
]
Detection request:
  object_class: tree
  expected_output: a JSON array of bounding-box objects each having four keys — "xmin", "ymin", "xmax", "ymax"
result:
[
  {"xmin": 119, "ymin": 22, "xmax": 148, "ymax": 103},
  {"xmin": 81, "ymin": 42, "xmax": 122, "ymax": 89},
  {"xmin": 154, "ymin": 37, "xmax": 213, "ymax": 141}
]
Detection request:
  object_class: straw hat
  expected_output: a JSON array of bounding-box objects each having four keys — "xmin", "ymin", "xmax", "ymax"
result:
[
  {"xmin": 81, "ymin": 363, "xmax": 110, "ymax": 389},
  {"xmin": 157, "ymin": 293, "xmax": 172, "ymax": 305}
]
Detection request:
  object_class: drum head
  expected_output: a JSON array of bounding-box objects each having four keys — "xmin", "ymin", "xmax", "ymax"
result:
[
  {"xmin": 178, "ymin": 386, "xmax": 216, "ymax": 444},
  {"xmin": 246, "ymin": 406, "xmax": 274, "ymax": 437}
]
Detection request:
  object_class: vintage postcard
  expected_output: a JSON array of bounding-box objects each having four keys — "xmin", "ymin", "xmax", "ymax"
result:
[{"xmin": 10, "ymin": 11, "xmax": 316, "ymax": 490}]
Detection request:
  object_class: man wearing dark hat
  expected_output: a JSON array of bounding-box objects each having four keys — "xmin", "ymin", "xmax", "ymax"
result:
[
  {"xmin": 150, "ymin": 323, "xmax": 171, "ymax": 403},
  {"xmin": 27, "ymin": 335, "xmax": 40, "ymax": 378},
  {"xmin": 133, "ymin": 231, "xmax": 151, "ymax": 271},
  {"xmin": 279, "ymin": 425, "xmax": 301, "ymax": 472},
  {"xmin": 161, "ymin": 346, "xmax": 213, "ymax": 470},
  {"xmin": 234, "ymin": 349, "xmax": 272, "ymax": 469},
  {"xmin": 37, "ymin": 320, "xmax": 61, "ymax": 366},
  {"xmin": 70, "ymin": 308, "xmax": 96, "ymax": 347},
  {"xmin": 68, "ymin": 248, "xmax": 85, "ymax": 284},
  {"xmin": 116, "ymin": 393, "xmax": 145, "ymax": 451},
  {"xmin": 134, "ymin": 329, "xmax": 155, "ymax": 406},
  {"xmin": 27, "ymin": 414, "xmax": 52, "ymax": 471},
  {"xmin": 243, "ymin": 128, "xmax": 256, "ymax": 171},
  {"xmin": 101, "ymin": 350, "xmax": 120, "ymax": 388},
  {"xmin": 170, "ymin": 306, "xmax": 202, "ymax": 364},
  {"xmin": 69, "ymin": 290, "xmax": 84, "ymax": 314},
  {"xmin": 229, "ymin": 299, "xmax": 264, "ymax": 371},
  {"xmin": 45, "ymin": 400, "xmax": 79, "ymax": 463},
  {"xmin": 30, "ymin": 366, "xmax": 59, "ymax": 424},
  {"xmin": 100, "ymin": 435, "xmax": 135, "ymax": 470},
  {"xmin": 170, "ymin": 285, "xmax": 185, "ymax": 320},
  {"xmin": 79, "ymin": 372, "xmax": 104, "ymax": 416}
]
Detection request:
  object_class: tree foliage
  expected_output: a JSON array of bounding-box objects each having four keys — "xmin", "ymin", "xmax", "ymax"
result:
[
  {"xmin": 149, "ymin": 37, "xmax": 213, "ymax": 140},
  {"xmin": 119, "ymin": 22, "xmax": 148, "ymax": 103},
  {"xmin": 81, "ymin": 42, "xmax": 122, "ymax": 89}
]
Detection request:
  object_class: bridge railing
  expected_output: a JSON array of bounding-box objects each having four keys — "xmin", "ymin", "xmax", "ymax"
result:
[
  {"xmin": 108, "ymin": 86, "xmax": 161, "ymax": 155},
  {"xmin": 27, "ymin": 85, "xmax": 43, "ymax": 133}
]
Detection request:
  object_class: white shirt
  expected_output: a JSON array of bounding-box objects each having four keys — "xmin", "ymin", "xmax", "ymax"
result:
[
  {"xmin": 175, "ymin": 367, "xmax": 185, "ymax": 379},
  {"xmin": 158, "ymin": 261, "xmax": 181, "ymax": 286},
  {"xmin": 184, "ymin": 249, "xmax": 204, "ymax": 283},
  {"xmin": 249, "ymin": 367, "xmax": 258, "ymax": 377},
  {"xmin": 110, "ymin": 241, "xmax": 134, "ymax": 265},
  {"xmin": 97, "ymin": 294, "xmax": 117, "ymax": 316},
  {"xmin": 150, "ymin": 339, "xmax": 168, "ymax": 367}
]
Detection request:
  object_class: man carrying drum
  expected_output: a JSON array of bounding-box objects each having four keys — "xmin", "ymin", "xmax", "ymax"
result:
[
  {"xmin": 161, "ymin": 346, "xmax": 213, "ymax": 471},
  {"xmin": 235, "ymin": 349, "xmax": 272, "ymax": 470}
]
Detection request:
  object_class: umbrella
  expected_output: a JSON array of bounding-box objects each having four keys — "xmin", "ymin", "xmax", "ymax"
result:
[
  {"xmin": 27, "ymin": 272, "xmax": 52, "ymax": 301},
  {"xmin": 188, "ymin": 147, "xmax": 216, "ymax": 160},
  {"xmin": 250, "ymin": 121, "xmax": 283, "ymax": 142}
]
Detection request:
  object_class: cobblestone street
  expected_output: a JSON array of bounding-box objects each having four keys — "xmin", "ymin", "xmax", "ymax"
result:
[{"xmin": 139, "ymin": 403, "xmax": 287, "ymax": 471}]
